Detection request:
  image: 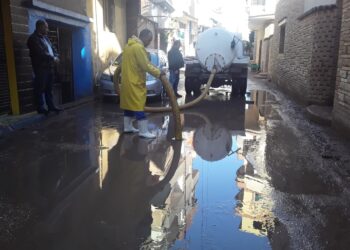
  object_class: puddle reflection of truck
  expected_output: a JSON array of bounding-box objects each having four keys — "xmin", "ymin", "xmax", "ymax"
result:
[{"xmin": 185, "ymin": 27, "xmax": 250, "ymax": 96}]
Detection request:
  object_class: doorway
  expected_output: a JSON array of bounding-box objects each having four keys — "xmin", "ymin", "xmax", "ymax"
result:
[{"xmin": 47, "ymin": 22, "xmax": 75, "ymax": 104}]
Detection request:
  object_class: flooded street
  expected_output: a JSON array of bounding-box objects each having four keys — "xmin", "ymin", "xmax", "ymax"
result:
[{"xmin": 1, "ymin": 76, "xmax": 350, "ymax": 250}]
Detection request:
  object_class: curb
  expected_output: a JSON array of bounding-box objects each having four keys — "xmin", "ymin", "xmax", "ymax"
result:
[
  {"xmin": 0, "ymin": 113, "xmax": 46, "ymax": 137},
  {"xmin": 0, "ymin": 96, "xmax": 94, "ymax": 137},
  {"xmin": 306, "ymin": 105, "xmax": 333, "ymax": 126}
]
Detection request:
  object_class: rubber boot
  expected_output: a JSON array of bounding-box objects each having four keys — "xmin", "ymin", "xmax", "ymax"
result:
[
  {"xmin": 124, "ymin": 116, "xmax": 139, "ymax": 133},
  {"xmin": 138, "ymin": 120, "xmax": 156, "ymax": 139}
]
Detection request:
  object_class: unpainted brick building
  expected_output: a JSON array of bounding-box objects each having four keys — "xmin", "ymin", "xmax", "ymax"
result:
[
  {"xmin": 270, "ymin": 0, "xmax": 341, "ymax": 105},
  {"xmin": 333, "ymin": 0, "xmax": 350, "ymax": 132}
]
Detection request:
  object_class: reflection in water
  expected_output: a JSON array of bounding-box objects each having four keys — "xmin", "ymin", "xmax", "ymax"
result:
[
  {"xmin": 235, "ymin": 91, "xmax": 275, "ymax": 238},
  {"xmin": 173, "ymin": 90, "xmax": 278, "ymax": 249},
  {"xmin": 5, "ymin": 90, "xmax": 281, "ymax": 250},
  {"xmin": 97, "ymin": 117, "xmax": 200, "ymax": 249}
]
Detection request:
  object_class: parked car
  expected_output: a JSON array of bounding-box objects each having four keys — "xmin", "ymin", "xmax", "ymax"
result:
[{"xmin": 99, "ymin": 49, "xmax": 168, "ymax": 100}]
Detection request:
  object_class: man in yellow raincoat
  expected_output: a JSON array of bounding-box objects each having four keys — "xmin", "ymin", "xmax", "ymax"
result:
[{"xmin": 120, "ymin": 29, "xmax": 165, "ymax": 139}]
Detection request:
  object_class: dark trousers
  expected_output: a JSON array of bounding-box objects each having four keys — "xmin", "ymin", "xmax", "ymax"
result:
[
  {"xmin": 124, "ymin": 110, "xmax": 146, "ymax": 120},
  {"xmin": 33, "ymin": 69, "xmax": 55, "ymax": 111},
  {"xmin": 169, "ymin": 69, "xmax": 180, "ymax": 93}
]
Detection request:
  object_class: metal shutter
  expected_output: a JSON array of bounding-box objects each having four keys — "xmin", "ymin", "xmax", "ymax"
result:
[{"xmin": 0, "ymin": 5, "xmax": 11, "ymax": 115}]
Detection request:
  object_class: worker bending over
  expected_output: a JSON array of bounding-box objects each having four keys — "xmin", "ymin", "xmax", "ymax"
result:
[{"xmin": 120, "ymin": 29, "xmax": 165, "ymax": 139}]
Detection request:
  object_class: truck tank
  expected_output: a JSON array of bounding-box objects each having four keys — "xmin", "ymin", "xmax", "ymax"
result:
[
  {"xmin": 195, "ymin": 27, "xmax": 243, "ymax": 72},
  {"xmin": 185, "ymin": 27, "xmax": 249, "ymax": 96}
]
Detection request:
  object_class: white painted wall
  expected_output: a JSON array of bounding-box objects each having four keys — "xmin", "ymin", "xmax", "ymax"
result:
[{"xmin": 304, "ymin": 0, "xmax": 336, "ymax": 13}]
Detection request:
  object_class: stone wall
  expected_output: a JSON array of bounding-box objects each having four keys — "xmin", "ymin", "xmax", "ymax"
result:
[
  {"xmin": 333, "ymin": 0, "xmax": 350, "ymax": 132},
  {"xmin": 270, "ymin": 0, "xmax": 340, "ymax": 105}
]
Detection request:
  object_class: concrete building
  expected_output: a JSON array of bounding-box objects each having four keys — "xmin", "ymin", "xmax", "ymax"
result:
[
  {"xmin": 270, "ymin": 0, "xmax": 340, "ymax": 105},
  {"xmin": 88, "ymin": 0, "xmax": 128, "ymax": 82},
  {"xmin": 247, "ymin": 0, "xmax": 278, "ymax": 74},
  {"xmin": 171, "ymin": 0, "xmax": 199, "ymax": 56},
  {"xmin": 139, "ymin": 0, "xmax": 175, "ymax": 50},
  {"xmin": 333, "ymin": 0, "xmax": 350, "ymax": 133}
]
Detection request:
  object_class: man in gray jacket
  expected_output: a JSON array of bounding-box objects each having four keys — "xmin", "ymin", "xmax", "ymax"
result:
[{"xmin": 167, "ymin": 40, "xmax": 184, "ymax": 98}]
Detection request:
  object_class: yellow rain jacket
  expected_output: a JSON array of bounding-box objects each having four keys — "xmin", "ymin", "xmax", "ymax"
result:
[{"xmin": 120, "ymin": 36, "xmax": 160, "ymax": 111}]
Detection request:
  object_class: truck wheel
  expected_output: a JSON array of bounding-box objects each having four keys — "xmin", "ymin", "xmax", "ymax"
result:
[
  {"xmin": 193, "ymin": 79, "xmax": 201, "ymax": 96},
  {"xmin": 185, "ymin": 77, "xmax": 193, "ymax": 95},
  {"xmin": 239, "ymin": 78, "xmax": 248, "ymax": 96},
  {"xmin": 231, "ymin": 79, "xmax": 239, "ymax": 96}
]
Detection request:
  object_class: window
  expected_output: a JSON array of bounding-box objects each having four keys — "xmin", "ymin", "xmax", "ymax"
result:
[
  {"xmin": 279, "ymin": 22, "xmax": 286, "ymax": 54},
  {"xmin": 103, "ymin": 0, "xmax": 115, "ymax": 31},
  {"xmin": 251, "ymin": 0, "xmax": 266, "ymax": 6}
]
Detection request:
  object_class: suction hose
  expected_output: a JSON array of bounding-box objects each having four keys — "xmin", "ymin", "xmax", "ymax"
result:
[
  {"xmin": 145, "ymin": 68, "xmax": 217, "ymax": 113},
  {"xmin": 156, "ymin": 74, "xmax": 182, "ymax": 140},
  {"xmin": 145, "ymin": 69, "xmax": 217, "ymax": 141},
  {"xmin": 114, "ymin": 66, "xmax": 217, "ymax": 141}
]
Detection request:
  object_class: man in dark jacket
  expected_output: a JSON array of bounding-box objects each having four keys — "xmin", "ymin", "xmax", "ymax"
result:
[
  {"xmin": 27, "ymin": 19, "xmax": 62, "ymax": 115},
  {"xmin": 167, "ymin": 40, "xmax": 184, "ymax": 98}
]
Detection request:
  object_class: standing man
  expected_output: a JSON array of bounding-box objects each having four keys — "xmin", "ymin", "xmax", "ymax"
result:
[
  {"xmin": 27, "ymin": 19, "xmax": 62, "ymax": 115},
  {"xmin": 167, "ymin": 40, "xmax": 184, "ymax": 98},
  {"xmin": 120, "ymin": 29, "xmax": 165, "ymax": 139}
]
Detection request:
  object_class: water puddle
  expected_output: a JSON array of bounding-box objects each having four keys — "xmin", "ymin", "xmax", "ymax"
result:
[
  {"xmin": 126, "ymin": 90, "xmax": 278, "ymax": 249},
  {"xmin": 1, "ymin": 90, "xmax": 286, "ymax": 250}
]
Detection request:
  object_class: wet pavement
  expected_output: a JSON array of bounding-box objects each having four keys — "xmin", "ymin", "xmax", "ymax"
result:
[{"xmin": 1, "ymin": 75, "xmax": 350, "ymax": 250}]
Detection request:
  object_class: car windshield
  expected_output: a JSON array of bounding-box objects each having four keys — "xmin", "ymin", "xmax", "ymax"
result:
[
  {"xmin": 147, "ymin": 53, "xmax": 159, "ymax": 81},
  {"xmin": 113, "ymin": 52, "xmax": 161, "ymax": 82},
  {"xmin": 112, "ymin": 54, "xmax": 122, "ymax": 66}
]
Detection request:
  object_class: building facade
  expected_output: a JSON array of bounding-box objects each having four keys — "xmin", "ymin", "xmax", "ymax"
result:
[
  {"xmin": 247, "ymin": 0, "xmax": 277, "ymax": 74},
  {"xmin": 140, "ymin": 0, "xmax": 175, "ymax": 50},
  {"xmin": 0, "ymin": 0, "xmax": 129, "ymax": 115},
  {"xmin": 333, "ymin": 0, "xmax": 350, "ymax": 132},
  {"xmin": 0, "ymin": 0, "xmax": 94, "ymax": 114},
  {"xmin": 87, "ymin": 0, "xmax": 127, "ymax": 83},
  {"xmin": 171, "ymin": 0, "xmax": 199, "ymax": 56},
  {"xmin": 270, "ymin": 0, "xmax": 340, "ymax": 105}
]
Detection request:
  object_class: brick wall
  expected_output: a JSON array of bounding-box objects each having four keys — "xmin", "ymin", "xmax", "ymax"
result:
[
  {"xmin": 333, "ymin": 0, "xmax": 350, "ymax": 132},
  {"xmin": 270, "ymin": 0, "xmax": 340, "ymax": 105}
]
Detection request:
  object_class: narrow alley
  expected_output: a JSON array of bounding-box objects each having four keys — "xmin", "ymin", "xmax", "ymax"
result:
[
  {"xmin": 1, "ymin": 0, "xmax": 350, "ymax": 250},
  {"xmin": 1, "ymin": 74, "xmax": 349, "ymax": 250}
]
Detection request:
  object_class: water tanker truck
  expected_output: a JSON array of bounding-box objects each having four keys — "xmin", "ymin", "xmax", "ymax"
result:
[{"xmin": 185, "ymin": 27, "xmax": 250, "ymax": 96}]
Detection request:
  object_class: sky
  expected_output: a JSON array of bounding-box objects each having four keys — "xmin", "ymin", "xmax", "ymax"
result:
[
  {"xmin": 172, "ymin": 0, "xmax": 249, "ymax": 39},
  {"xmin": 198, "ymin": 0, "xmax": 249, "ymax": 38}
]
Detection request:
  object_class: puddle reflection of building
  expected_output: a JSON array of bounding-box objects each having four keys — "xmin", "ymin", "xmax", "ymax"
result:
[
  {"xmin": 140, "ymin": 121, "xmax": 200, "ymax": 249},
  {"xmin": 99, "ymin": 116, "xmax": 200, "ymax": 249},
  {"xmin": 235, "ymin": 90, "xmax": 275, "ymax": 237},
  {"xmin": 235, "ymin": 159, "xmax": 273, "ymax": 237}
]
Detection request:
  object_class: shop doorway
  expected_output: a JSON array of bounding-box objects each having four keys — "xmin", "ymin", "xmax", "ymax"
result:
[{"xmin": 47, "ymin": 22, "xmax": 75, "ymax": 104}]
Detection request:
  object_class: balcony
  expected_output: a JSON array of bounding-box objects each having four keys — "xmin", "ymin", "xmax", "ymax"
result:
[
  {"xmin": 247, "ymin": 0, "xmax": 277, "ymax": 17},
  {"xmin": 151, "ymin": 0, "xmax": 175, "ymax": 13}
]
